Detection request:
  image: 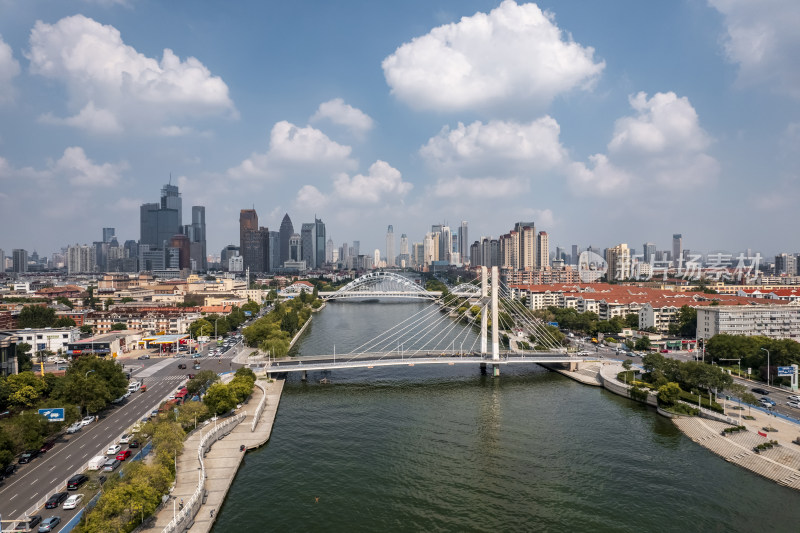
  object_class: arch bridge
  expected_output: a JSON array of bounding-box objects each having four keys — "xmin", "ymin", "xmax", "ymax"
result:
[{"xmin": 319, "ymin": 271, "xmax": 441, "ymax": 300}]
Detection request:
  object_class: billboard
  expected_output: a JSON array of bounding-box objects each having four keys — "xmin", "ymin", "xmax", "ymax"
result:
[
  {"xmin": 777, "ymin": 366, "xmax": 795, "ymax": 377},
  {"xmin": 38, "ymin": 408, "xmax": 65, "ymax": 422}
]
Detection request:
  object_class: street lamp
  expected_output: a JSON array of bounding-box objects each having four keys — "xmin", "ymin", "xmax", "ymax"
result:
[
  {"xmin": 761, "ymin": 348, "xmax": 770, "ymax": 387},
  {"xmin": 84, "ymin": 370, "xmax": 95, "ymax": 417}
]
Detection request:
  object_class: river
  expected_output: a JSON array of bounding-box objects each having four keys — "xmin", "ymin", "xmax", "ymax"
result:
[{"xmin": 213, "ymin": 301, "xmax": 800, "ymax": 532}]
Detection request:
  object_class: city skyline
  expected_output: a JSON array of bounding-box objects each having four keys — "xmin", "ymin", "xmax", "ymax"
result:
[{"xmin": 0, "ymin": 1, "xmax": 797, "ymax": 256}]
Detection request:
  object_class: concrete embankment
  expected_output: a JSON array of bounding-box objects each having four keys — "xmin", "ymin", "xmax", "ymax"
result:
[
  {"xmin": 141, "ymin": 378, "xmax": 284, "ymax": 533},
  {"xmin": 550, "ymin": 360, "xmax": 800, "ymax": 491}
]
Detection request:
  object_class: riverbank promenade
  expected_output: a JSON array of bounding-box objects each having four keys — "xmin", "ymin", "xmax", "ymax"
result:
[{"xmin": 141, "ymin": 378, "xmax": 284, "ymax": 533}]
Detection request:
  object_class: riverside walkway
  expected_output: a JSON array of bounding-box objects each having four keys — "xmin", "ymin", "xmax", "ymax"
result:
[{"xmin": 141, "ymin": 378, "xmax": 284, "ymax": 533}]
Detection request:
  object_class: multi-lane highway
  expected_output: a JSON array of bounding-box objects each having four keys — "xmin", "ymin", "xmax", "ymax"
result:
[{"xmin": 0, "ymin": 339, "xmax": 243, "ymax": 530}]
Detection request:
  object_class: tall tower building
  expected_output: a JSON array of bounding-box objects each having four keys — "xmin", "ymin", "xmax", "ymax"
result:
[
  {"xmin": 269, "ymin": 231, "xmax": 280, "ymax": 272},
  {"xmin": 514, "ymin": 222, "xmax": 536, "ymax": 271},
  {"xmin": 606, "ymin": 243, "xmax": 631, "ymax": 281},
  {"xmin": 239, "ymin": 209, "xmax": 258, "ymax": 251},
  {"xmin": 240, "ymin": 209, "xmax": 268, "ymax": 272},
  {"xmin": 301, "ymin": 223, "xmax": 316, "ymax": 268},
  {"xmin": 672, "ymin": 234, "xmax": 683, "ymax": 267},
  {"xmin": 0, "ymin": 248, "xmax": 4, "ymax": 273},
  {"xmin": 279, "ymin": 214, "xmax": 294, "ymax": 266},
  {"xmin": 314, "ymin": 217, "xmax": 326, "ymax": 268},
  {"xmin": 537, "ymin": 231, "xmax": 549, "ymax": 268},
  {"xmin": 352, "ymin": 241, "xmax": 360, "ymax": 257},
  {"xmin": 12, "ymin": 249, "xmax": 27, "ymax": 273},
  {"xmin": 190, "ymin": 206, "xmax": 207, "ymax": 271},
  {"xmin": 161, "ymin": 183, "xmax": 182, "ymax": 226},
  {"xmin": 102, "ymin": 228, "xmax": 115, "ymax": 243},
  {"xmin": 386, "ymin": 225, "xmax": 395, "ymax": 266},
  {"xmin": 326, "ymin": 237, "xmax": 335, "ymax": 263},
  {"xmin": 460, "ymin": 221, "xmax": 469, "ymax": 263},
  {"xmin": 643, "ymin": 242, "xmax": 656, "ymax": 263}
]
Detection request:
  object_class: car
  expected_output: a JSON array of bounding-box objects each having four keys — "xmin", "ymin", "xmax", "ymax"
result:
[
  {"xmin": 787, "ymin": 400, "xmax": 800, "ymax": 409},
  {"xmin": 18, "ymin": 449, "xmax": 40, "ymax": 464},
  {"xmin": 137, "ymin": 354, "xmax": 150, "ymax": 360},
  {"xmin": 67, "ymin": 474, "xmax": 88, "ymax": 490},
  {"xmin": 13, "ymin": 514, "xmax": 41, "ymax": 531},
  {"xmin": 116, "ymin": 449, "xmax": 132, "ymax": 461},
  {"xmin": 39, "ymin": 441, "xmax": 55, "ymax": 454},
  {"xmin": 187, "ymin": 373, "xmax": 195, "ymax": 379},
  {"xmin": 37, "ymin": 516, "xmax": 60, "ymax": 532},
  {"xmin": 106, "ymin": 444, "xmax": 122, "ymax": 455},
  {"xmin": 119, "ymin": 433, "xmax": 131, "ymax": 444},
  {"xmin": 788, "ymin": 395, "xmax": 800, "ymax": 402},
  {"xmin": 193, "ymin": 363, "xmax": 201, "ymax": 369},
  {"xmin": 759, "ymin": 400, "xmax": 773, "ymax": 409},
  {"xmin": 4, "ymin": 463, "xmax": 18, "ymax": 476},
  {"xmin": 752, "ymin": 387, "xmax": 769, "ymax": 395},
  {"xmin": 191, "ymin": 352, "xmax": 202, "ymax": 359},
  {"xmin": 177, "ymin": 363, "xmax": 187, "ymax": 369},
  {"xmin": 761, "ymin": 397, "xmax": 776, "ymax": 407},
  {"xmin": 128, "ymin": 439, "xmax": 140, "ymax": 448},
  {"xmin": 66, "ymin": 421, "xmax": 83, "ymax": 434},
  {"xmin": 103, "ymin": 458, "xmax": 121, "ymax": 472},
  {"xmin": 45, "ymin": 492, "xmax": 68, "ymax": 509},
  {"xmin": 62, "ymin": 493, "xmax": 84, "ymax": 510},
  {"xmin": 80, "ymin": 415, "xmax": 95, "ymax": 426}
]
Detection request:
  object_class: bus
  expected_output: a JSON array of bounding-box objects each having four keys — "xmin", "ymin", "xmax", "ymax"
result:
[{"xmin": 174, "ymin": 387, "xmax": 189, "ymax": 405}]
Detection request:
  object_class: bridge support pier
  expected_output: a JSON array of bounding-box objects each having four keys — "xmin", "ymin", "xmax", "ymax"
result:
[
  {"xmin": 493, "ymin": 364, "xmax": 500, "ymax": 377},
  {"xmin": 301, "ymin": 370, "xmax": 307, "ymax": 381},
  {"xmin": 480, "ymin": 362, "xmax": 487, "ymax": 374}
]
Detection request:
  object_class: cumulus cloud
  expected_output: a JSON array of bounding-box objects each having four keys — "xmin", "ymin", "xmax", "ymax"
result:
[
  {"xmin": 566, "ymin": 154, "xmax": 631, "ymax": 195},
  {"xmin": 310, "ymin": 98, "xmax": 374, "ymax": 136},
  {"xmin": 709, "ymin": 0, "xmax": 800, "ymax": 98},
  {"xmin": 0, "ymin": 147, "xmax": 126, "ymax": 187},
  {"xmin": 382, "ymin": 0, "xmax": 604, "ymax": 112},
  {"xmin": 27, "ymin": 15, "xmax": 235, "ymax": 133},
  {"xmin": 0, "ymin": 34, "xmax": 20, "ymax": 104},
  {"xmin": 333, "ymin": 160, "xmax": 412, "ymax": 204},
  {"xmin": 295, "ymin": 184, "xmax": 330, "ymax": 210},
  {"xmin": 420, "ymin": 117, "xmax": 566, "ymax": 176},
  {"xmin": 227, "ymin": 121, "xmax": 356, "ymax": 180}
]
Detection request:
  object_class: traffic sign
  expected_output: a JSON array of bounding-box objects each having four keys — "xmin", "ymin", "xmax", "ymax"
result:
[
  {"xmin": 777, "ymin": 366, "xmax": 794, "ymax": 377},
  {"xmin": 38, "ymin": 408, "xmax": 65, "ymax": 422}
]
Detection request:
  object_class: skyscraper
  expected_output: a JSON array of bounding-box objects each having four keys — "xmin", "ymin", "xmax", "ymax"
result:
[
  {"xmin": 459, "ymin": 221, "xmax": 469, "ymax": 263},
  {"xmin": 643, "ymin": 242, "xmax": 656, "ymax": 263},
  {"xmin": 269, "ymin": 231, "xmax": 280, "ymax": 272},
  {"xmin": 161, "ymin": 183, "xmax": 182, "ymax": 226},
  {"xmin": 102, "ymin": 227, "xmax": 115, "ymax": 243},
  {"xmin": 279, "ymin": 214, "xmax": 294, "ymax": 266},
  {"xmin": 12, "ymin": 249, "xmax": 27, "ymax": 273},
  {"xmin": 606, "ymin": 243, "xmax": 631, "ymax": 281},
  {"xmin": 240, "ymin": 209, "xmax": 268, "ymax": 272},
  {"xmin": 386, "ymin": 225, "xmax": 395, "ymax": 266},
  {"xmin": 314, "ymin": 217, "xmax": 326, "ymax": 268},
  {"xmin": 67, "ymin": 244, "xmax": 95, "ymax": 274},
  {"xmin": 672, "ymin": 234, "xmax": 683, "ymax": 267},
  {"xmin": 399, "ymin": 234, "xmax": 409, "ymax": 267},
  {"xmin": 326, "ymin": 237, "xmax": 335, "ymax": 263},
  {"xmin": 352, "ymin": 241, "xmax": 360, "ymax": 257},
  {"xmin": 239, "ymin": 209, "xmax": 258, "ymax": 251},
  {"xmin": 0, "ymin": 249, "xmax": 4, "ymax": 273},
  {"xmin": 537, "ymin": 231, "xmax": 549, "ymax": 268},
  {"xmin": 190, "ymin": 206, "xmax": 207, "ymax": 271},
  {"xmin": 514, "ymin": 221, "xmax": 536, "ymax": 270},
  {"xmin": 301, "ymin": 223, "xmax": 315, "ymax": 267}
]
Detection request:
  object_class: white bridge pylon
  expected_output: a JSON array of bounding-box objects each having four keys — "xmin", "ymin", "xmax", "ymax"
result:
[{"xmin": 322, "ymin": 271, "xmax": 440, "ymax": 300}]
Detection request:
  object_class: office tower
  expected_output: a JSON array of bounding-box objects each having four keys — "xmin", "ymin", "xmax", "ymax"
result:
[
  {"xmin": 269, "ymin": 232, "xmax": 281, "ymax": 272},
  {"xmin": 168, "ymin": 234, "xmax": 191, "ymax": 270},
  {"xmin": 123, "ymin": 240, "xmax": 138, "ymax": 259},
  {"xmin": 555, "ymin": 246, "xmax": 564, "ymax": 262},
  {"xmin": 643, "ymin": 242, "xmax": 656, "ymax": 263},
  {"xmin": 239, "ymin": 209, "xmax": 258, "ymax": 252},
  {"xmin": 423, "ymin": 233, "xmax": 434, "ymax": 265},
  {"xmin": 672, "ymin": 234, "xmax": 683, "ymax": 267},
  {"xmin": 352, "ymin": 241, "xmax": 360, "ymax": 257},
  {"xmin": 93, "ymin": 241, "xmax": 108, "ymax": 271},
  {"xmin": 775, "ymin": 253, "xmax": 798, "ymax": 276},
  {"xmin": 67, "ymin": 244, "xmax": 96, "ymax": 274},
  {"xmin": 190, "ymin": 206, "xmax": 207, "ymax": 271},
  {"xmin": 513, "ymin": 222, "xmax": 536, "ymax": 270},
  {"xmin": 606, "ymin": 243, "xmax": 631, "ymax": 281},
  {"xmin": 161, "ymin": 183, "xmax": 182, "ymax": 225},
  {"xmin": 326, "ymin": 237, "xmax": 335, "ymax": 263},
  {"xmin": 102, "ymin": 227, "xmax": 115, "ymax": 243},
  {"xmin": 441, "ymin": 226, "xmax": 452, "ymax": 263},
  {"xmin": 12, "ymin": 249, "xmax": 27, "ymax": 273},
  {"xmin": 374, "ymin": 249, "xmax": 381, "ymax": 266},
  {"xmin": 289, "ymin": 234, "xmax": 302, "ymax": 261},
  {"xmin": 0, "ymin": 249, "xmax": 4, "ymax": 273},
  {"xmin": 314, "ymin": 218, "xmax": 326, "ymax": 268},
  {"xmin": 412, "ymin": 242, "xmax": 423, "ymax": 267},
  {"xmin": 386, "ymin": 225, "xmax": 395, "ymax": 266},
  {"xmin": 221, "ymin": 245, "xmax": 240, "ymax": 271},
  {"xmin": 241, "ymin": 227, "xmax": 269, "ymax": 273},
  {"xmin": 537, "ymin": 232, "xmax": 549, "ymax": 268},
  {"xmin": 571, "ymin": 245, "xmax": 579, "ymax": 265},
  {"xmin": 301, "ymin": 223, "xmax": 316, "ymax": 267},
  {"xmin": 341, "ymin": 242, "xmax": 350, "ymax": 263},
  {"xmin": 279, "ymin": 214, "xmax": 294, "ymax": 265},
  {"xmin": 460, "ymin": 221, "xmax": 469, "ymax": 263}
]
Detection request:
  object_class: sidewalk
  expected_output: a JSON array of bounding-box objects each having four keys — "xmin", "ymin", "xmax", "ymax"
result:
[{"xmin": 141, "ymin": 378, "xmax": 284, "ymax": 533}]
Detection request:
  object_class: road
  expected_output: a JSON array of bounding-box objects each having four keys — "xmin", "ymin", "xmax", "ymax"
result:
[{"xmin": 0, "ymin": 338, "xmax": 243, "ymax": 529}]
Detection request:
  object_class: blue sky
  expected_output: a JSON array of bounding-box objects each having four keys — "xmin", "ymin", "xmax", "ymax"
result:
[{"xmin": 0, "ymin": 0, "xmax": 797, "ymax": 260}]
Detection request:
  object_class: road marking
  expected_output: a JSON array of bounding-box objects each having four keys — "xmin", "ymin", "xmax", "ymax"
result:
[
  {"xmin": 9, "ymin": 493, "xmax": 16, "ymax": 500},
  {"xmin": 49, "ymin": 465, "xmax": 56, "ymax": 471}
]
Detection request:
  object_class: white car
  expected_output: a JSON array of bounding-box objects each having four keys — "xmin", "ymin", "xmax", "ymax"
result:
[
  {"xmin": 66, "ymin": 422, "xmax": 83, "ymax": 434},
  {"xmin": 80, "ymin": 415, "xmax": 95, "ymax": 427},
  {"xmin": 119, "ymin": 433, "xmax": 131, "ymax": 444},
  {"xmin": 63, "ymin": 493, "xmax": 84, "ymax": 510},
  {"xmin": 106, "ymin": 444, "xmax": 122, "ymax": 455},
  {"xmin": 787, "ymin": 400, "xmax": 800, "ymax": 409},
  {"xmin": 788, "ymin": 395, "xmax": 800, "ymax": 402}
]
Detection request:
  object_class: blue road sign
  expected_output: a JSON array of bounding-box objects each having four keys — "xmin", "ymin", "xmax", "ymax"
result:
[
  {"xmin": 548, "ymin": 322, "xmax": 559, "ymax": 327},
  {"xmin": 777, "ymin": 366, "xmax": 794, "ymax": 377},
  {"xmin": 38, "ymin": 408, "xmax": 65, "ymax": 422},
  {"xmin": 244, "ymin": 311, "xmax": 252, "ymax": 317}
]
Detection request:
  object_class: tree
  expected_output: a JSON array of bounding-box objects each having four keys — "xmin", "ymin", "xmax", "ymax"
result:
[
  {"xmin": 120, "ymin": 297, "xmax": 135, "ymax": 303},
  {"xmin": 53, "ymin": 316, "xmax": 77, "ymax": 328},
  {"xmin": 17, "ymin": 305, "xmax": 56, "ymax": 328},
  {"xmin": 622, "ymin": 359, "xmax": 633, "ymax": 371},
  {"xmin": 55, "ymin": 296, "xmax": 74, "ymax": 309},
  {"xmin": 657, "ymin": 382, "xmax": 682, "ymax": 406},
  {"xmin": 634, "ymin": 336, "xmax": 652, "ymax": 351},
  {"xmin": 80, "ymin": 324, "xmax": 94, "ymax": 335},
  {"xmin": 280, "ymin": 311, "xmax": 299, "ymax": 335},
  {"xmin": 15, "ymin": 342, "xmax": 33, "ymax": 373},
  {"xmin": 185, "ymin": 370, "xmax": 218, "ymax": 396},
  {"xmin": 241, "ymin": 300, "xmax": 260, "ymax": 315},
  {"xmin": 203, "ymin": 383, "xmax": 237, "ymax": 415},
  {"xmin": 110, "ymin": 323, "xmax": 127, "ymax": 331},
  {"xmin": 105, "ymin": 298, "xmax": 115, "ymax": 310},
  {"xmin": 52, "ymin": 356, "xmax": 127, "ymax": 414},
  {"xmin": 624, "ymin": 313, "xmax": 639, "ymax": 328}
]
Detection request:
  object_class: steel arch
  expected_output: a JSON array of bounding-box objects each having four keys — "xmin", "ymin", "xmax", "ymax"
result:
[{"xmin": 326, "ymin": 271, "xmax": 438, "ymax": 300}]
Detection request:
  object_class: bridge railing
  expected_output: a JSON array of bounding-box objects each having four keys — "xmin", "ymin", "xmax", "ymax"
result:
[
  {"xmin": 251, "ymin": 381, "xmax": 267, "ymax": 432},
  {"xmin": 161, "ymin": 412, "xmax": 245, "ymax": 533}
]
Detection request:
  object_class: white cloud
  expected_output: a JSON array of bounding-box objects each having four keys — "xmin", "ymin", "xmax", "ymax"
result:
[
  {"xmin": 709, "ymin": 0, "xmax": 800, "ymax": 98},
  {"xmin": 332, "ymin": 160, "xmax": 412, "ymax": 204},
  {"xmin": 53, "ymin": 146, "xmax": 128, "ymax": 187},
  {"xmin": 0, "ymin": 34, "xmax": 20, "ymax": 104},
  {"xmin": 420, "ymin": 117, "xmax": 566, "ymax": 176},
  {"xmin": 310, "ymin": 98, "xmax": 374, "ymax": 136},
  {"xmin": 382, "ymin": 0, "xmax": 604, "ymax": 112},
  {"xmin": 39, "ymin": 102, "xmax": 122, "ymax": 133},
  {"xmin": 432, "ymin": 176, "xmax": 527, "ymax": 199},
  {"xmin": 27, "ymin": 15, "xmax": 235, "ymax": 133},
  {"xmin": 566, "ymin": 154, "xmax": 631, "ymax": 195},
  {"xmin": 295, "ymin": 185, "xmax": 330, "ymax": 210}
]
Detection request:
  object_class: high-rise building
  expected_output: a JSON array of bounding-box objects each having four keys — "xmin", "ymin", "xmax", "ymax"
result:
[
  {"xmin": 399, "ymin": 234, "xmax": 409, "ymax": 266},
  {"xmin": 373, "ymin": 249, "xmax": 381, "ymax": 267},
  {"xmin": 12, "ymin": 249, "xmax": 27, "ymax": 273},
  {"xmin": 352, "ymin": 241, "xmax": 360, "ymax": 257},
  {"xmin": 537, "ymin": 231, "xmax": 549, "ymax": 268},
  {"xmin": 672, "ymin": 234, "xmax": 683, "ymax": 267},
  {"xmin": 423, "ymin": 233, "xmax": 434, "ymax": 265},
  {"xmin": 279, "ymin": 214, "xmax": 294, "ymax": 266},
  {"xmin": 269, "ymin": 232, "xmax": 281, "ymax": 272},
  {"xmin": 0, "ymin": 249, "xmax": 4, "ymax": 273},
  {"xmin": 314, "ymin": 217, "xmax": 326, "ymax": 268},
  {"xmin": 289, "ymin": 233, "xmax": 302, "ymax": 261},
  {"xmin": 460, "ymin": 221, "xmax": 469, "ymax": 263},
  {"xmin": 190, "ymin": 206, "xmax": 207, "ymax": 271},
  {"xmin": 67, "ymin": 244, "xmax": 96, "ymax": 274},
  {"xmin": 386, "ymin": 225, "xmax": 395, "ymax": 266},
  {"xmin": 571, "ymin": 245, "xmax": 579, "ymax": 266},
  {"xmin": 326, "ymin": 237, "xmax": 335, "ymax": 263},
  {"xmin": 220, "ymin": 245, "xmax": 240, "ymax": 271},
  {"xmin": 169, "ymin": 234, "xmax": 191, "ymax": 270},
  {"xmin": 643, "ymin": 242, "xmax": 656, "ymax": 263},
  {"xmin": 514, "ymin": 222, "xmax": 536, "ymax": 270},
  {"xmin": 102, "ymin": 227, "xmax": 115, "ymax": 243},
  {"xmin": 606, "ymin": 243, "xmax": 631, "ymax": 281},
  {"xmin": 239, "ymin": 209, "xmax": 258, "ymax": 251},
  {"xmin": 775, "ymin": 253, "xmax": 798, "ymax": 276},
  {"xmin": 161, "ymin": 183, "xmax": 182, "ymax": 224},
  {"xmin": 301, "ymin": 223, "xmax": 316, "ymax": 268}
]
